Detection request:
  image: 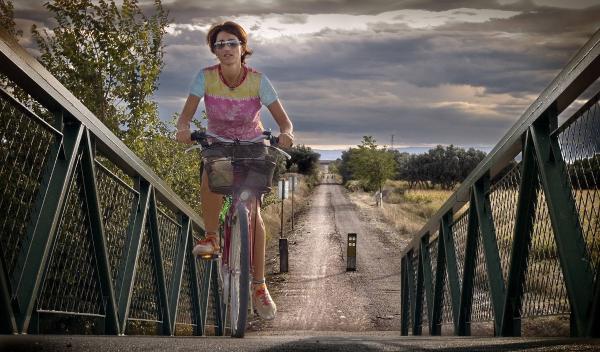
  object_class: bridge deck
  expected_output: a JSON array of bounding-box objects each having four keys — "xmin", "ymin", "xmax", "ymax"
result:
[{"xmin": 1, "ymin": 333, "xmax": 599, "ymax": 352}]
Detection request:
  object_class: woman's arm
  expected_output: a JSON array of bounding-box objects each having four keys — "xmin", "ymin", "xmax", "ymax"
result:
[
  {"xmin": 175, "ymin": 95, "xmax": 201, "ymax": 144},
  {"xmin": 267, "ymin": 99, "xmax": 294, "ymax": 148}
]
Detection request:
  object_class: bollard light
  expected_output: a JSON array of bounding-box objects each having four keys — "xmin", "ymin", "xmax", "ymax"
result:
[
  {"xmin": 279, "ymin": 238, "xmax": 289, "ymax": 273},
  {"xmin": 347, "ymin": 233, "xmax": 357, "ymax": 271}
]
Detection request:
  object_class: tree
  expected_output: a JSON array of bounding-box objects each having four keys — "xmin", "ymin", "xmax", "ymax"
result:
[
  {"xmin": 0, "ymin": 0, "xmax": 21, "ymax": 38},
  {"xmin": 397, "ymin": 145, "xmax": 486, "ymax": 189},
  {"xmin": 348, "ymin": 136, "xmax": 397, "ymax": 192},
  {"xmin": 285, "ymin": 145, "xmax": 320, "ymax": 175},
  {"xmin": 31, "ymin": 0, "xmax": 169, "ymax": 148}
]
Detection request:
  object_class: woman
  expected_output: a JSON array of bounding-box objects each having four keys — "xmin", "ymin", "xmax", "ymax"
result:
[{"xmin": 175, "ymin": 21, "xmax": 293, "ymax": 320}]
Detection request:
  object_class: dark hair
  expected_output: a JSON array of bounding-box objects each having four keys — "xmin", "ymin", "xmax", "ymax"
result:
[{"xmin": 206, "ymin": 21, "xmax": 253, "ymax": 64}]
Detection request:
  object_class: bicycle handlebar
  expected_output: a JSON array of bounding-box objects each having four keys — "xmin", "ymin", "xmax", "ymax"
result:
[
  {"xmin": 187, "ymin": 130, "xmax": 290, "ymax": 159},
  {"xmin": 190, "ymin": 130, "xmax": 279, "ymax": 146}
]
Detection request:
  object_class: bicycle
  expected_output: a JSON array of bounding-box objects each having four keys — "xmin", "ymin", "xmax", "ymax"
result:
[{"xmin": 187, "ymin": 130, "xmax": 290, "ymax": 338}]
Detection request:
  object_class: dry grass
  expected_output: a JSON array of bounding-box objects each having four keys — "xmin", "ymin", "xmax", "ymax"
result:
[
  {"xmin": 356, "ymin": 180, "xmax": 454, "ymax": 237},
  {"xmin": 382, "ymin": 181, "xmax": 453, "ymax": 233},
  {"xmin": 261, "ymin": 173, "xmax": 312, "ymax": 243}
]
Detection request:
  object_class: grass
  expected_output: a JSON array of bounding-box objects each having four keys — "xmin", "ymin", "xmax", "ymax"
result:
[
  {"xmin": 261, "ymin": 173, "xmax": 312, "ymax": 243},
  {"xmin": 359, "ymin": 180, "xmax": 454, "ymax": 237}
]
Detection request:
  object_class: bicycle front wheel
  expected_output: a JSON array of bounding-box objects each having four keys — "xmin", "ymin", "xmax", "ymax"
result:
[{"xmin": 229, "ymin": 203, "xmax": 250, "ymax": 338}]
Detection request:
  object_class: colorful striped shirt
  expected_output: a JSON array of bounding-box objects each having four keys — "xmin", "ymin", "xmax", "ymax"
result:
[{"xmin": 189, "ymin": 64, "xmax": 278, "ymax": 140}]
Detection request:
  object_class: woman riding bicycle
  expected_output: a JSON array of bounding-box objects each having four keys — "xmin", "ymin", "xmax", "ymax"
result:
[{"xmin": 175, "ymin": 21, "xmax": 294, "ymax": 321}]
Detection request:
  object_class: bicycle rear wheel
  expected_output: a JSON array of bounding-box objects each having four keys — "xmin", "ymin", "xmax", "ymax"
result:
[{"xmin": 229, "ymin": 203, "xmax": 250, "ymax": 338}]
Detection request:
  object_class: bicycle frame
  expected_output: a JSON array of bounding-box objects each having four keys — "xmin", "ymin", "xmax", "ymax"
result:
[{"xmin": 221, "ymin": 162, "xmax": 259, "ymax": 276}]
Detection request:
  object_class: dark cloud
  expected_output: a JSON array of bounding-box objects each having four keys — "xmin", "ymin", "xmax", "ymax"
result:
[{"xmin": 11, "ymin": 0, "xmax": 600, "ymax": 149}]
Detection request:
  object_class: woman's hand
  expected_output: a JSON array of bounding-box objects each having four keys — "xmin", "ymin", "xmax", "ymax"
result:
[
  {"xmin": 175, "ymin": 129, "xmax": 192, "ymax": 144},
  {"xmin": 278, "ymin": 131, "xmax": 294, "ymax": 148}
]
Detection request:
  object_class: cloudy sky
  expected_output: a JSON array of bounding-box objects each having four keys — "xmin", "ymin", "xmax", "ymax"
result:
[{"xmin": 11, "ymin": 0, "xmax": 600, "ymax": 154}]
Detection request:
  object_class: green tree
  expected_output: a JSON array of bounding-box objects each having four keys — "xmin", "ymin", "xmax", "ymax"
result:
[
  {"xmin": 398, "ymin": 145, "xmax": 486, "ymax": 189},
  {"xmin": 0, "ymin": 0, "xmax": 21, "ymax": 39},
  {"xmin": 348, "ymin": 136, "xmax": 397, "ymax": 192},
  {"xmin": 31, "ymin": 0, "xmax": 169, "ymax": 148},
  {"xmin": 286, "ymin": 145, "xmax": 320, "ymax": 175}
]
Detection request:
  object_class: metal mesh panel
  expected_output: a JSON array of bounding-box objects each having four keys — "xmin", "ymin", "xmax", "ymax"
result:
[
  {"xmin": 128, "ymin": 225, "xmax": 162, "ymax": 322},
  {"xmin": 175, "ymin": 254, "xmax": 196, "ymax": 326},
  {"xmin": 192, "ymin": 231, "xmax": 210, "ymax": 333},
  {"xmin": 441, "ymin": 270, "xmax": 453, "ymax": 325},
  {"xmin": 37, "ymin": 161, "xmax": 104, "ymax": 315},
  {"xmin": 0, "ymin": 91, "xmax": 58, "ymax": 282},
  {"xmin": 451, "ymin": 210, "xmax": 469, "ymax": 291},
  {"xmin": 157, "ymin": 204, "xmax": 181, "ymax": 293},
  {"xmin": 204, "ymin": 267, "xmax": 218, "ymax": 334},
  {"xmin": 427, "ymin": 237, "xmax": 439, "ymax": 327},
  {"xmin": 95, "ymin": 161, "xmax": 137, "ymax": 292},
  {"xmin": 421, "ymin": 277, "xmax": 429, "ymax": 327},
  {"xmin": 521, "ymin": 178, "xmax": 570, "ymax": 317},
  {"xmin": 410, "ymin": 252, "xmax": 418, "ymax": 333},
  {"xmin": 489, "ymin": 163, "xmax": 521, "ymax": 285},
  {"xmin": 557, "ymin": 100, "xmax": 600, "ymax": 278},
  {"xmin": 404, "ymin": 254, "xmax": 413, "ymax": 334},
  {"xmin": 471, "ymin": 229, "xmax": 494, "ymax": 322}
]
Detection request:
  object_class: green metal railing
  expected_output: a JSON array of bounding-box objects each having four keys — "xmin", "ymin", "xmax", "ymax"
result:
[
  {"xmin": 0, "ymin": 30, "xmax": 223, "ymax": 335},
  {"xmin": 401, "ymin": 29, "xmax": 600, "ymax": 337}
]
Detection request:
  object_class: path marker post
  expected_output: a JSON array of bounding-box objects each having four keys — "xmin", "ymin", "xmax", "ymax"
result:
[{"xmin": 278, "ymin": 179, "xmax": 289, "ymax": 273}]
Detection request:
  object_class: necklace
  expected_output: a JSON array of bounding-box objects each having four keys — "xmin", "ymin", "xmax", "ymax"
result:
[{"xmin": 219, "ymin": 65, "xmax": 247, "ymax": 91}]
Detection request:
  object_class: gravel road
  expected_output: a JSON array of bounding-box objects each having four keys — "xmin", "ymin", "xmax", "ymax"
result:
[{"xmin": 248, "ymin": 183, "xmax": 412, "ymax": 334}]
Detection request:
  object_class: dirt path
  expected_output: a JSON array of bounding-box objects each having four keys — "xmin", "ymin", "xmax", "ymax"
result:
[{"xmin": 248, "ymin": 184, "xmax": 412, "ymax": 334}]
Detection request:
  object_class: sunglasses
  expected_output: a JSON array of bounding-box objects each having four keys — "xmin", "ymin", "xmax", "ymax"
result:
[{"xmin": 213, "ymin": 39, "xmax": 242, "ymax": 50}]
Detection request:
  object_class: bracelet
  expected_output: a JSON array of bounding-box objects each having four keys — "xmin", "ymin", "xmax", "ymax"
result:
[{"xmin": 280, "ymin": 131, "xmax": 294, "ymax": 138}]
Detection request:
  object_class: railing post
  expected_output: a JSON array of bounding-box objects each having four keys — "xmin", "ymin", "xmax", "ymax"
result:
[
  {"xmin": 529, "ymin": 107, "xmax": 595, "ymax": 337},
  {"xmin": 400, "ymin": 255, "xmax": 409, "ymax": 335},
  {"xmin": 168, "ymin": 214, "xmax": 191, "ymax": 334},
  {"xmin": 147, "ymin": 189, "xmax": 172, "ymax": 335},
  {"xmin": 457, "ymin": 196, "xmax": 479, "ymax": 336},
  {"xmin": 13, "ymin": 111, "xmax": 83, "ymax": 334},
  {"xmin": 501, "ymin": 132, "xmax": 538, "ymax": 337},
  {"xmin": 80, "ymin": 129, "xmax": 119, "ymax": 334},
  {"xmin": 431, "ymin": 226, "xmax": 445, "ymax": 336},
  {"xmin": 116, "ymin": 178, "xmax": 151, "ymax": 335},
  {"xmin": 419, "ymin": 233, "xmax": 434, "ymax": 335},
  {"xmin": 188, "ymin": 231, "xmax": 204, "ymax": 336},
  {"xmin": 441, "ymin": 211, "xmax": 461, "ymax": 334},
  {"xmin": 473, "ymin": 175, "xmax": 506, "ymax": 335}
]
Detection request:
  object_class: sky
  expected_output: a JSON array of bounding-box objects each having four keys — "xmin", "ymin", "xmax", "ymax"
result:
[{"xmin": 11, "ymin": 0, "xmax": 600, "ymax": 156}]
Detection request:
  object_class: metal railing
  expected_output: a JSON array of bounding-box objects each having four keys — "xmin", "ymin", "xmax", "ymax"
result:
[
  {"xmin": 401, "ymin": 29, "xmax": 600, "ymax": 337},
  {"xmin": 0, "ymin": 29, "xmax": 224, "ymax": 335}
]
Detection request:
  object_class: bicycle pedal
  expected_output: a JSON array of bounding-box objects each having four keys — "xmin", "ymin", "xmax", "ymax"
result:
[{"xmin": 199, "ymin": 253, "xmax": 220, "ymax": 261}]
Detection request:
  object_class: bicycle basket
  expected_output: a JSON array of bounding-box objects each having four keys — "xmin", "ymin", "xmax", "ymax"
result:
[{"xmin": 202, "ymin": 143, "xmax": 278, "ymax": 195}]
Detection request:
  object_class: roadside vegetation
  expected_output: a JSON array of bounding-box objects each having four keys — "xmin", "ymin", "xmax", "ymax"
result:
[{"xmin": 332, "ymin": 136, "xmax": 486, "ymax": 235}]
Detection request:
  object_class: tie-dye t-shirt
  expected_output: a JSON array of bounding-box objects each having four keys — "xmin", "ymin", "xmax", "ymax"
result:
[{"xmin": 189, "ymin": 64, "xmax": 278, "ymax": 140}]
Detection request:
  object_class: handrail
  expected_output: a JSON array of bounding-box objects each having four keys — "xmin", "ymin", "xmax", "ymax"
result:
[
  {"xmin": 0, "ymin": 29, "xmax": 204, "ymax": 230},
  {"xmin": 400, "ymin": 28, "xmax": 600, "ymax": 338},
  {"xmin": 402, "ymin": 28, "xmax": 600, "ymax": 257},
  {"xmin": 0, "ymin": 28, "xmax": 220, "ymax": 336}
]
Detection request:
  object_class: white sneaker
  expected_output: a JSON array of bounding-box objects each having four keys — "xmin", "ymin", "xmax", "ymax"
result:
[
  {"xmin": 252, "ymin": 283, "xmax": 277, "ymax": 320},
  {"xmin": 192, "ymin": 235, "xmax": 219, "ymax": 257}
]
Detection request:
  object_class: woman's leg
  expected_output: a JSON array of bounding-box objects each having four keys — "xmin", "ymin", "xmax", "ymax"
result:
[
  {"xmin": 192, "ymin": 169, "xmax": 224, "ymax": 257},
  {"xmin": 200, "ymin": 170, "xmax": 224, "ymax": 235},
  {"xmin": 250, "ymin": 197, "xmax": 276, "ymax": 320},
  {"xmin": 251, "ymin": 200, "xmax": 266, "ymax": 279}
]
